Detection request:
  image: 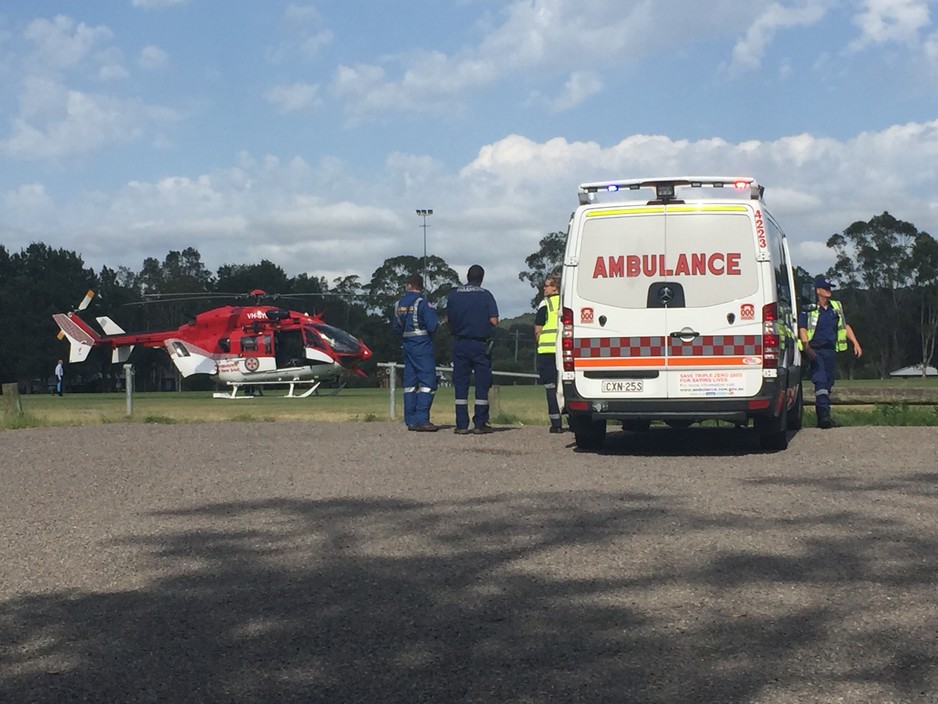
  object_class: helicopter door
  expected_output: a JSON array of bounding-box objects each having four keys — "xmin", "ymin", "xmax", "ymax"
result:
[{"xmin": 275, "ymin": 329, "xmax": 306, "ymax": 368}]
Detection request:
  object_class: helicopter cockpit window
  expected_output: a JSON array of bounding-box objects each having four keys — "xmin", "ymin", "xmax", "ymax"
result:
[
  {"xmin": 241, "ymin": 336, "xmax": 257, "ymax": 351},
  {"xmin": 309, "ymin": 323, "xmax": 361, "ymax": 354},
  {"xmin": 303, "ymin": 326, "xmax": 327, "ymax": 350}
]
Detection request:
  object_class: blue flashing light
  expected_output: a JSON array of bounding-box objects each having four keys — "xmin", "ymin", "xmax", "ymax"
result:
[{"xmin": 605, "ymin": 184, "xmax": 619, "ymax": 192}]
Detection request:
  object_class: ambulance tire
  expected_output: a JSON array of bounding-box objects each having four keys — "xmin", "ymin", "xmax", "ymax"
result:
[
  {"xmin": 571, "ymin": 415, "xmax": 607, "ymax": 450},
  {"xmin": 756, "ymin": 404, "xmax": 789, "ymax": 452},
  {"xmin": 787, "ymin": 383, "xmax": 804, "ymax": 431}
]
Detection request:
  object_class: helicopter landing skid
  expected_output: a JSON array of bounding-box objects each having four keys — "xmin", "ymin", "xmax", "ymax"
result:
[{"xmin": 214, "ymin": 380, "xmax": 322, "ymax": 399}]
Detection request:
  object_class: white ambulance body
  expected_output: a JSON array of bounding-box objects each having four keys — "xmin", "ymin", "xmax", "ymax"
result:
[{"xmin": 557, "ymin": 177, "xmax": 803, "ymax": 451}]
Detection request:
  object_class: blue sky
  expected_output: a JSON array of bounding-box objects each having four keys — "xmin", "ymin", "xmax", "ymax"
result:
[{"xmin": 2, "ymin": 0, "xmax": 938, "ymax": 317}]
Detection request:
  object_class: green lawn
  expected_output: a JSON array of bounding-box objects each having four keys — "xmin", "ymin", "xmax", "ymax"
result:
[
  {"xmin": 4, "ymin": 379, "xmax": 938, "ymax": 430},
  {"xmin": 2, "ymin": 385, "xmax": 552, "ymax": 429}
]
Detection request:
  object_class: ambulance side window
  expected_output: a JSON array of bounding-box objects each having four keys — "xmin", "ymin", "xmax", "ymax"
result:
[{"xmin": 768, "ymin": 218, "xmax": 792, "ymax": 307}]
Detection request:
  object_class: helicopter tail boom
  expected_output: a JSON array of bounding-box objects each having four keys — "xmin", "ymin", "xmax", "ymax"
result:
[{"xmin": 52, "ymin": 312, "xmax": 99, "ymax": 363}]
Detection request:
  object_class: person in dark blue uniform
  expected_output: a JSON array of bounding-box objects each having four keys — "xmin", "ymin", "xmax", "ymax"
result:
[
  {"xmin": 798, "ymin": 276, "xmax": 862, "ymax": 429},
  {"xmin": 392, "ymin": 273, "xmax": 439, "ymax": 432},
  {"xmin": 446, "ymin": 264, "xmax": 499, "ymax": 434}
]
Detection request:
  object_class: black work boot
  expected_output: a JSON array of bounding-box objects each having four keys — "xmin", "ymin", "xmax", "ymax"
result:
[{"xmin": 817, "ymin": 408, "xmax": 832, "ymax": 429}]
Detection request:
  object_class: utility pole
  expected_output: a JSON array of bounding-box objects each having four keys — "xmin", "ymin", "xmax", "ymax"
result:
[{"xmin": 415, "ymin": 209, "xmax": 433, "ymax": 290}]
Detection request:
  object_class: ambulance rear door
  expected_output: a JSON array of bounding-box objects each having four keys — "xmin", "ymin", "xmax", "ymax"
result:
[
  {"xmin": 572, "ymin": 207, "xmax": 669, "ymax": 400},
  {"xmin": 660, "ymin": 205, "xmax": 764, "ymax": 400}
]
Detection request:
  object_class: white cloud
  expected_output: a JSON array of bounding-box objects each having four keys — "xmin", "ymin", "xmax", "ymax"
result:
[
  {"xmin": 849, "ymin": 0, "xmax": 932, "ymax": 49},
  {"xmin": 545, "ymin": 71, "xmax": 603, "ymax": 112},
  {"xmin": 327, "ymin": 1, "xmax": 808, "ymax": 121},
  {"xmin": 0, "ymin": 87, "xmax": 180, "ymax": 160},
  {"xmin": 139, "ymin": 45, "xmax": 168, "ymax": 70},
  {"xmin": 728, "ymin": 1, "xmax": 829, "ymax": 73},
  {"xmin": 5, "ymin": 120, "xmax": 938, "ymax": 315},
  {"xmin": 265, "ymin": 82, "xmax": 322, "ymax": 113},
  {"xmin": 23, "ymin": 15, "xmax": 112, "ymax": 69}
]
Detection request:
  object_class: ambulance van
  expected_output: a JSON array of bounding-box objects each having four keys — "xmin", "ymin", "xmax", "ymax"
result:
[{"xmin": 557, "ymin": 177, "xmax": 803, "ymax": 451}]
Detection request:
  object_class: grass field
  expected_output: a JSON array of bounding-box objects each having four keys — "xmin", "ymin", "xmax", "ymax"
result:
[{"xmin": 3, "ymin": 379, "xmax": 938, "ymax": 430}]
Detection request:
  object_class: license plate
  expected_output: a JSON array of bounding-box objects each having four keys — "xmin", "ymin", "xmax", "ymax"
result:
[{"xmin": 601, "ymin": 380, "xmax": 644, "ymax": 393}]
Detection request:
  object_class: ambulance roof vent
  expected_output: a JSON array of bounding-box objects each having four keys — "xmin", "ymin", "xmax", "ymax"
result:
[{"xmin": 577, "ymin": 177, "xmax": 764, "ymax": 205}]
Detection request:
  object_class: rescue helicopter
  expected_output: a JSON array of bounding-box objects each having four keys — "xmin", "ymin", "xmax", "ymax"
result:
[{"xmin": 53, "ymin": 289, "xmax": 373, "ymax": 398}]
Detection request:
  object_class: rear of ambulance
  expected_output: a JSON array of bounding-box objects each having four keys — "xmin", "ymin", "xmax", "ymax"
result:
[{"xmin": 559, "ymin": 177, "xmax": 788, "ymax": 449}]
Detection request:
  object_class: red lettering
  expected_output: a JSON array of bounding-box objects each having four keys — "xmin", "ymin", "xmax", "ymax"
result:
[
  {"xmin": 726, "ymin": 252, "xmax": 741, "ymax": 275},
  {"xmin": 626, "ymin": 255, "xmax": 640, "ymax": 277},
  {"xmin": 642, "ymin": 255, "xmax": 656, "ymax": 277},
  {"xmin": 594, "ymin": 252, "xmax": 743, "ymax": 278},
  {"xmin": 593, "ymin": 257, "xmax": 607, "ymax": 278},
  {"xmin": 708, "ymin": 252, "xmax": 725, "ymax": 275},
  {"xmin": 674, "ymin": 253, "xmax": 690, "ymax": 276},
  {"xmin": 691, "ymin": 253, "xmax": 706, "ymax": 275}
]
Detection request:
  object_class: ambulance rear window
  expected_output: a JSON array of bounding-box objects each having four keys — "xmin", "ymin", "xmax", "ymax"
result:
[{"xmin": 576, "ymin": 211, "xmax": 759, "ymax": 309}]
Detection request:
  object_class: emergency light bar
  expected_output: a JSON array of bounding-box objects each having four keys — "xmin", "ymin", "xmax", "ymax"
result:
[{"xmin": 577, "ymin": 177, "xmax": 764, "ymax": 205}]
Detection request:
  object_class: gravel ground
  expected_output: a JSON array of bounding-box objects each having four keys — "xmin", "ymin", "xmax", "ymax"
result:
[{"xmin": 1, "ymin": 422, "xmax": 938, "ymax": 703}]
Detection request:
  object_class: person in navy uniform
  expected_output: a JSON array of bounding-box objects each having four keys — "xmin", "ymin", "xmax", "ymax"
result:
[
  {"xmin": 446, "ymin": 264, "xmax": 499, "ymax": 434},
  {"xmin": 798, "ymin": 276, "xmax": 862, "ymax": 428},
  {"xmin": 391, "ymin": 273, "xmax": 440, "ymax": 432}
]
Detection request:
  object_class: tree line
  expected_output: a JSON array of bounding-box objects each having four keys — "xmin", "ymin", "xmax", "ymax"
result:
[
  {"xmin": 1, "ymin": 211, "xmax": 936, "ymax": 392},
  {"xmin": 0, "ymin": 244, "xmax": 542, "ymax": 392}
]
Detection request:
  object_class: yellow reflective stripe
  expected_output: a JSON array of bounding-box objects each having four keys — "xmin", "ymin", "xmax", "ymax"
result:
[
  {"xmin": 586, "ymin": 206, "xmax": 665, "ymax": 217},
  {"xmin": 666, "ymin": 204, "xmax": 749, "ymax": 213},
  {"xmin": 585, "ymin": 204, "xmax": 749, "ymax": 217}
]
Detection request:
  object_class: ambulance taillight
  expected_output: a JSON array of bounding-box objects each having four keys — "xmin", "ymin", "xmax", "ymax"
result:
[
  {"xmin": 561, "ymin": 307, "xmax": 575, "ymax": 372},
  {"xmin": 762, "ymin": 302, "xmax": 779, "ymax": 368}
]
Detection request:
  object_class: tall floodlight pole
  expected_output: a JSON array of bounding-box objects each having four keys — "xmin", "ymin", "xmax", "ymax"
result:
[{"xmin": 415, "ymin": 209, "xmax": 433, "ymax": 290}]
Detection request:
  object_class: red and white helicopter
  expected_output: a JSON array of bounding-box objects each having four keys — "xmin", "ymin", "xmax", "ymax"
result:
[{"xmin": 53, "ymin": 289, "xmax": 373, "ymax": 398}]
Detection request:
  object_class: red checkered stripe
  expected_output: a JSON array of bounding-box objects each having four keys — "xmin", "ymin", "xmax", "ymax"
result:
[
  {"xmin": 574, "ymin": 336, "xmax": 667, "ymax": 358},
  {"xmin": 668, "ymin": 335, "xmax": 762, "ymax": 356}
]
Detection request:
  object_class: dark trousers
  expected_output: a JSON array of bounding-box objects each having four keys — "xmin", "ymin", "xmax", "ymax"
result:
[
  {"xmin": 810, "ymin": 347, "xmax": 836, "ymax": 417},
  {"xmin": 402, "ymin": 340, "xmax": 436, "ymax": 427},
  {"xmin": 452, "ymin": 339, "xmax": 492, "ymax": 429},
  {"xmin": 537, "ymin": 354, "xmax": 562, "ymax": 429}
]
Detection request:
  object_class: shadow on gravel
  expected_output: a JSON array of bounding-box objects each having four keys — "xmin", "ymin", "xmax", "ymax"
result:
[
  {"xmin": 586, "ymin": 425, "xmax": 786, "ymax": 457},
  {"xmin": 1, "ymin": 486, "xmax": 936, "ymax": 702}
]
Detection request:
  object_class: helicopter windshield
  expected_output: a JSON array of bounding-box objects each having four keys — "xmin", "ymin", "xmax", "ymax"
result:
[{"xmin": 305, "ymin": 324, "xmax": 361, "ymax": 354}]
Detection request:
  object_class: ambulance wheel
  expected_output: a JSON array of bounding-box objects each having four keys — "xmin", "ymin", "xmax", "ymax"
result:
[
  {"xmin": 571, "ymin": 416, "xmax": 607, "ymax": 450},
  {"xmin": 756, "ymin": 404, "xmax": 789, "ymax": 452},
  {"xmin": 787, "ymin": 383, "xmax": 804, "ymax": 431}
]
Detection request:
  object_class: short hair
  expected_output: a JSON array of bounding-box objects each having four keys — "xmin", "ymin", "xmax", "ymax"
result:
[
  {"xmin": 544, "ymin": 273, "xmax": 560, "ymax": 288},
  {"xmin": 407, "ymin": 273, "xmax": 424, "ymax": 290},
  {"xmin": 467, "ymin": 264, "xmax": 485, "ymax": 285}
]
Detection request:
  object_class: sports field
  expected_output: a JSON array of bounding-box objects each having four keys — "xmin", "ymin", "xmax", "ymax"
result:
[{"xmin": 4, "ymin": 379, "xmax": 938, "ymax": 429}]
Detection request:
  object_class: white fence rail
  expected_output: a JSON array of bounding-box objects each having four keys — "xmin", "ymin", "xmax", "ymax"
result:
[{"xmin": 376, "ymin": 362, "xmax": 539, "ymax": 419}]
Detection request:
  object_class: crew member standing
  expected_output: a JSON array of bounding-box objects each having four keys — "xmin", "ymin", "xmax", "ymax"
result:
[
  {"xmin": 446, "ymin": 264, "xmax": 499, "ymax": 434},
  {"xmin": 54, "ymin": 359, "xmax": 64, "ymax": 396},
  {"xmin": 798, "ymin": 276, "xmax": 862, "ymax": 429},
  {"xmin": 534, "ymin": 273, "xmax": 563, "ymax": 433},
  {"xmin": 391, "ymin": 273, "xmax": 439, "ymax": 432}
]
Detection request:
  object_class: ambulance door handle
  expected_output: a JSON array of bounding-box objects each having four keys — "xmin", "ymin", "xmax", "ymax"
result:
[{"xmin": 669, "ymin": 328, "xmax": 699, "ymax": 343}]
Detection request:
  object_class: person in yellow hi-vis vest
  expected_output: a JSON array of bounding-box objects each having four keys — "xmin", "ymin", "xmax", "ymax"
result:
[
  {"xmin": 534, "ymin": 273, "xmax": 564, "ymax": 433},
  {"xmin": 798, "ymin": 276, "xmax": 862, "ymax": 429}
]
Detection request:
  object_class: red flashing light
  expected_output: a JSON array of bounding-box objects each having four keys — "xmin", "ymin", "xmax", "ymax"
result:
[
  {"xmin": 762, "ymin": 302, "xmax": 779, "ymax": 368},
  {"xmin": 561, "ymin": 307, "xmax": 575, "ymax": 372}
]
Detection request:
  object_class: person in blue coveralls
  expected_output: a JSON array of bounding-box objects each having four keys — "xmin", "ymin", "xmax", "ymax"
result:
[
  {"xmin": 391, "ymin": 273, "xmax": 440, "ymax": 432},
  {"xmin": 446, "ymin": 264, "xmax": 499, "ymax": 434},
  {"xmin": 798, "ymin": 276, "xmax": 862, "ymax": 429}
]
